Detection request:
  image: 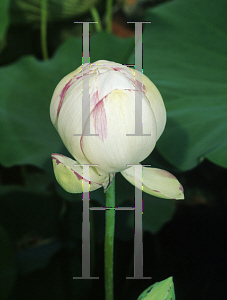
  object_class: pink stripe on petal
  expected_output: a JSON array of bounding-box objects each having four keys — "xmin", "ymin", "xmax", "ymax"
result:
[
  {"xmin": 52, "ymin": 154, "xmax": 93, "ymax": 183},
  {"xmin": 112, "ymin": 67, "xmax": 130, "ymax": 79},
  {"xmin": 80, "ymin": 136, "xmax": 85, "ymax": 157},
  {"xmin": 57, "ymin": 78, "xmax": 74, "ymax": 118},
  {"xmin": 112, "ymin": 67, "xmax": 124, "ymax": 72},
  {"xmin": 75, "ymin": 75, "xmax": 83, "ymax": 80},
  {"xmin": 52, "ymin": 153, "xmax": 65, "ymax": 157},
  {"xmin": 136, "ymin": 79, "xmax": 146, "ymax": 93},
  {"xmin": 91, "ymin": 90, "xmax": 99, "ymax": 107},
  {"xmin": 74, "ymin": 171, "xmax": 83, "ymax": 181},
  {"xmin": 52, "ymin": 155, "xmax": 61, "ymax": 165},
  {"xmin": 92, "ymin": 98, "xmax": 107, "ymax": 142}
]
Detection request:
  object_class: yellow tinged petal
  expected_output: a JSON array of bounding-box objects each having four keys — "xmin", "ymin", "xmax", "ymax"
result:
[
  {"xmin": 52, "ymin": 154, "xmax": 106, "ymax": 193},
  {"xmin": 81, "ymin": 89, "xmax": 157, "ymax": 174},
  {"xmin": 121, "ymin": 166, "xmax": 184, "ymax": 200},
  {"xmin": 129, "ymin": 68, "xmax": 166, "ymax": 141}
]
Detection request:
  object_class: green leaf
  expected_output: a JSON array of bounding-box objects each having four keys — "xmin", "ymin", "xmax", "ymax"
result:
[
  {"xmin": 130, "ymin": 0, "xmax": 227, "ymax": 170},
  {"xmin": 0, "ymin": 0, "xmax": 10, "ymax": 41},
  {"xmin": 90, "ymin": 32, "xmax": 134, "ymax": 64},
  {"xmin": 0, "ymin": 32, "xmax": 134, "ymax": 170},
  {"xmin": 10, "ymin": 0, "xmax": 102, "ymax": 23},
  {"xmin": 0, "ymin": 226, "xmax": 17, "ymax": 300},
  {"xmin": 137, "ymin": 277, "xmax": 175, "ymax": 300}
]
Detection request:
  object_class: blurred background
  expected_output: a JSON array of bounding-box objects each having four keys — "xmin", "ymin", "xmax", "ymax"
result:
[{"xmin": 0, "ymin": 0, "xmax": 227, "ymax": 299}]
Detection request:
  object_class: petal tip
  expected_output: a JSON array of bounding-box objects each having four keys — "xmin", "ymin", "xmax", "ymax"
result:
[{"xmin": 177, "ymin": 184, "xmax": 185, "ymax": 200}]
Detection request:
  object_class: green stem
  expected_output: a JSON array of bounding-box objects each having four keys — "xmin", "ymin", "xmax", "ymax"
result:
[
  {"xmin": 105, "ymin": 176, "xmax": 115, "ymax": 300},
  {"xmin": 90, "ymin": 6, "xmax": 103, "ymax": 32},
  {"xmin": 41, "ymin": 0, "xmax": 48, "ymax": 60},
  {"xmin": 106, "ymin": 0, "xmax": 113, "ymax": 33}
]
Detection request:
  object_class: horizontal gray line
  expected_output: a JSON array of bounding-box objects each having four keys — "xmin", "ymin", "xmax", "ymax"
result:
[
  {"xmin": 73, "ymin": 21, "xmax": 98, "ymax": 23},
  {"xmin": 126, "ymin": 164, "xmax": 151, "ymax": 166},
  {"xmin": 73, "ymin": 277, "xmax": 99, "ymax": 279},
  {"xmin": 126, "ymin": 277, "xmax": 152, "ymax": 279},
  {"xmin": 90, "ymin": 207, "xmax": 135, "ymax": 210},
  {"xmin": 127, "ymin": 21, "xmax": 151, "ymax": 23}
]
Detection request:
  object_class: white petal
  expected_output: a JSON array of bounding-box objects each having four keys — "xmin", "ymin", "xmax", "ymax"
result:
[
  {"xmin": 50, "ymin": 66, "xmax": 100, "ymax": 170},
  {"xmin": 121, "ymin": 165, "xmax": 184, "ymax": 199},
  {"xmin": 50, "ymin": 65, "xmax": 83, "ymax": 127},
  {"xmin": 81, "ymin": 89, "xmax": 157, "ymax": 174},
  {"xmin": 52, "ymin": 154, "xmax": 106, "ymax": 193},
  {"xmin": 129, "ymin": 68, "xmax": 166, "ymax": 140}
]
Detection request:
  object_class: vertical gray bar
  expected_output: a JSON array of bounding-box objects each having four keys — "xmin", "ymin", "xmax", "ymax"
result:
[
  {"xmin": 81, "ymin": 65, "xmax": 91, "ymax": 137},
  {"xmin": 82, "ymin": 23, "xmax": 90, "ymax": 136},
  {"xmin": 82, "ymin": 22, "xmax": 90, "ymax": 64},
  {"xmin": 127, "ymin": 22, "xmax": 151, "ymax": 137},
  {"xmin": 126, "ymin": 164, "xmax": 151, "ymax": 279},
  {"xmin": 82, "ymin": 22, "xmax": 90, "ymax": 137},
  {"xmin": 73, "ymin": 22, "xmax": 98, "ymax": 137},
  {"xmin": 134, "ymin": 23, "xmax": 143, "ymax": 136},
  {"xmin": 135, "ymin": 22, "xmax": 143, "ymax": 73},
  {"xmin": 82, "ymin": 165, "xmax": 90, "ymax": 277},
  {"xmin": 73, "ymin": 164, "xmax": 99, "ymax": 279},
  {"xmin": 134, "ymin": 165, "xmax": 143, "ymax": 277}
]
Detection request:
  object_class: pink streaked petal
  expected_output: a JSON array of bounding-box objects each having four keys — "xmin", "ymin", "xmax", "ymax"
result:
[
  {"xmin": 51, "ymin": 153, "xmax": 65, "ymax": 165},
  {"xmin": 112, "ymin": 67, "xmax": 125, "ymax": 72},
  {"xmin": 111, "ymin": 67, "xmax": 130, "ymax": 79},
  {"xmin": 92, "ymin": 97, "xmax": 107, "ymax": 142},
  {"xmin": 74, "ymin": 171, "xmax": 83, "ymax": 181},
  {"xmin": 136, "ymin": 79, "xmax": 146, "ymax": 93},
  {"xmin": 91, "ymin": 90, "xmax": 99, "ymax": 107},
  {"xmin": 52, "ymin": 154, "xmax": 83, "ymax": 181},
  {"xmin": 75, "ymin": 75, "xmax": 83, "ymax": 80},
  {"xmin": 57, "ymin": 78, "xmax": 73, "ymax": 118},
  {"xmin": 51, "ymin": 153, "xmax": 105, "ymax": 193},
  {"xmin": 56, "ymin": 71, "xmax": 90, "ymax": 119},
  {"xmin": 80, "ymin": 136, "xmax": 85, "ymax": 158},
  {"xmin": 121, "ymin": 166, "xmax": 184, "ymax": 200},
  {"xmin": 126, "ymin": 76, "xmax": 146, "ymax": 94}
]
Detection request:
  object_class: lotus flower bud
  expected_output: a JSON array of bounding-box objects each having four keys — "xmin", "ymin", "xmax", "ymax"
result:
[{"xmin": 50, "ymin": 60, "xmax": 184, "ymax": 199}]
